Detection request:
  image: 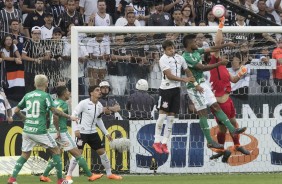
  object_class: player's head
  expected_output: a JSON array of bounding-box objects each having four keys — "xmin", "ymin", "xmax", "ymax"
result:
[
  {"xmin": 99, "ymin": 81, "xmax": 111, "ymax": 97},
  {"xmin": 136, "ymin": 79, "xmax": 148, "ymax": 91},
  {"xmin": 182, "ymin": 34, "xmax": 198, "ymax": 50},
  {"xmin": 34, "ymin": 74, "xmax": 48, "ymax": 90},
  {"xmin": 162, "ymin": 40, "xmax": 175, "ymax": 56},
  {"xmin": 88, "ymin": 85, "xmax": 101, "ymax": 98},
  {"xmin": 56, "ymin": 85, "xmax": 70, "ymax": 100}
]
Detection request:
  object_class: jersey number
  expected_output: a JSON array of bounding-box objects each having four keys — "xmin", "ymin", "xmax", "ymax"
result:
[{"xmin": 26, "ymin": 100, "xmax": 40, "ymax": 118}]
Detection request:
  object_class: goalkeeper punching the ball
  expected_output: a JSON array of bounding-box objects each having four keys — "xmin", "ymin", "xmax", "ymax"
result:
[
  {"xmin": 209, "ymin": 17, "xmax": 250, "ymax": 162},
  {"xmin": 181, "ymin": 16, "xmax": 247, "ymax": 153}
]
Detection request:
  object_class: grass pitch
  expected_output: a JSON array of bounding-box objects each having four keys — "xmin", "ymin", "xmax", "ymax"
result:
[{"xmin": 1, "ymin": 173, "xmax": 282, "ymax": 184}]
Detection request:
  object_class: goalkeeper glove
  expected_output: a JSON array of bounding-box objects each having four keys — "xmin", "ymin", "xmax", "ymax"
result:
[
  {"xmin": 219, "ymin": 17, "xmax": 225, "ymax": 29},
  {"xmin": 237, "ymin": 65, "xmax": 248, "ymax": 78}
]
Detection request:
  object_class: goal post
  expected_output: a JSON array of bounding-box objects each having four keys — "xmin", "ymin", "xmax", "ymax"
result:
[{"xmin": 70, "ymin": 26, "xmax": 282, "ymax": 174}]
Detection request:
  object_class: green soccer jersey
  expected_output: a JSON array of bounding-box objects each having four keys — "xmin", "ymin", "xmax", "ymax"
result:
[
  {"xmin": 182, "ymin": 48, "xmax": 205, "ymax": 88},
  {"xmin": 17, "ymin": 89, "xmax": 55, "ymax": 134},
  {"xmin": 49, "ymin": 99, "xmax": 68, "ymax": 133}
]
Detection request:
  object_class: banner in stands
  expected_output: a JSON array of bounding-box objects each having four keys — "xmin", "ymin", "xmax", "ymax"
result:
[{"xmin": 130, "ymin": 118, "xmax": 282, "ymax": 173}]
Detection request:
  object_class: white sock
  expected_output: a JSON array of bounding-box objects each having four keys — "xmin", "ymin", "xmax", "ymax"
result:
[
  {"xmin": 100, "ymin": 153, "xmax": 111, "ymax": 176},
  {"xmin": 67, "ymin": 157, "xmax": 77, "ymax": 176},
  {"xmin": 154, "ymin": 114, "xmax": 167, "ymax": 143},
  {"xmin": 161, "ymin": 116, "xmax": 174, "ymax": 144}
]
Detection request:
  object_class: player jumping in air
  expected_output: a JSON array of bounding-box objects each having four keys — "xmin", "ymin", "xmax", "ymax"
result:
[
  {"xmin": 182, "ymin": 19, "xmax": 247, "ymax": 150},
  {"xmin": 152, "ymin": 40, "xmax": 203, "ymax": 154},
  {"xmin": 209, "ymin": 17, "xmax": 250, "ymax": 162}
]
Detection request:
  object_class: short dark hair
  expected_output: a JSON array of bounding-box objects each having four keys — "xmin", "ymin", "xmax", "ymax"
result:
[
  {"xmin": 162, "ymin": 40, "xmax": 174, "ymax": 50},
  {"xmin": 98, "ymin": 0, "xmax": 106, "ymax": 3},
  {"xmin": 35, "ymin": 0, "xmax": 44, "ymax": 3},
  {"xmin": 88, "ymin": 85, "xmax": 100, "ymax": 96},
  {"xmin": 9, "ymin": 18, "xmax": 19, "ymax": 25},
  {"xmin": 56, "ymin": 85, "xmax": 68, "ymax": 97},
  {"xmin": 182, "ymin": 34, "xmax": 196, "ymax": 48}
]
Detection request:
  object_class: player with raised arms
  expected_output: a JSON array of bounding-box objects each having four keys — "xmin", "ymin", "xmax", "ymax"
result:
[
  {"xmin": 182, "ymin": 19, "xmax": 247, "ymax": 150},
  {"xmin": 209, "ymin": 17, "xmax": 250, "ymax": 162}
]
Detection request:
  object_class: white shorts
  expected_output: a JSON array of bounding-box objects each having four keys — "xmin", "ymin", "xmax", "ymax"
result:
[
  {"xmin": 49, "ymin": 132, "xmax": 77, "ymax": 151},
  {"xmin": 187, "ymin": 82, "xmax": 217, "ymax": 111},
  {"xmin": 22, "ymin": 132, "xmax": 58, "ymax": 152}
]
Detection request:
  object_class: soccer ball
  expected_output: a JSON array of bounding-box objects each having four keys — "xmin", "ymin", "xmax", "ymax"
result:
[
  {"xmin": 109, "ymin": 138, "xmax": 131, "ymax": 153},
  {"xmin": 212, "ymin": 5, "xmax": 226, "ymax": 18}
]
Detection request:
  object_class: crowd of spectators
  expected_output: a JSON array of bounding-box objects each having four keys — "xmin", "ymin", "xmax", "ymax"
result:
[{"xmin": 0, "ymin": 0, "xmax": 282, "ymax": 120}]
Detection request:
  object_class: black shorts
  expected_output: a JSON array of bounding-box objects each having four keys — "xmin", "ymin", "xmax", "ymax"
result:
[
  {"xmin": 157, "ymin": 87, "xmax": 180, "ymax": 114},
  {"xmin": 76, "ymin": 133, "xmax": 104, "ymax": 150}
]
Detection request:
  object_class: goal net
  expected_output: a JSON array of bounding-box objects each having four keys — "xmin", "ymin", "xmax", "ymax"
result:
[{"xmin": 69, "ymin": 26, "xmax": 282, "ymax": 174}]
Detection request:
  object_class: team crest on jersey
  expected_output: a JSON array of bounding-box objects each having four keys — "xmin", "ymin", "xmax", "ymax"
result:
[
  {"xmin": 164, "ymin": 15, "xmax": 169, "ymax": 20},
  {"xmin": 162, "ymin": 101, "xmax": 168, "ymax": 108},
  {"xmin": 75, "ymin": 19, "xmax": 78, "ymax": 24},
  {"xmin": 106, "ymin": 19, "xmax": 109, "ymax": 24},
  {"xmin": 33, "ymin": 16, "xmax": 38, "ymax": 21}
]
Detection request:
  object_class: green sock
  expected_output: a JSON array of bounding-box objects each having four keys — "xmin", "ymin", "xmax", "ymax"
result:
[
  {"xmin": 76, "ymin": 156, "xmax": 92, "ymax": 177},
  {"xmin": 12, "ymin": 156, "xmax": 27, "ymax": 178},
  {"xmin": 199, "ymin": 117, "xmax": 213, "ymax": 143},
  {"xmin": 52, "ymin": 154, "xmax": 62, "ymax": 179},
  {"xmin": 214, "ymin": 110, "xmax": 235, "ymax": 133},
  {"xmin": 43, "ymin": 159, "xmax": 55, "ymax": 177}
]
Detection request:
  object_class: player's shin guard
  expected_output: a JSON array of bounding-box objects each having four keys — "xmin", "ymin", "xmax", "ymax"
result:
[
  {"xmin": 75, "ymin": 156, "xmax": 92, "ymax": 177},
  {"xmin": 43, "ymin": 159, "xmax": 55, "ymax": 177},
  {"xmin": 52, "ymin": 154, "xmax": 63, "ymax": 179},
  {"xmin": 12, "ymin": 156, "xmax": 27, "ymax": 178},
  {"xmin": 67, "ymin": 157, "xmax": 77, "ymax": 176},
  {"xmin": 214, "ymin": 110, "xmax": 236, "ymax": 133},
  {"xmin": 100, "ymin": 153, "xmax": 111, "ymax": 176},
  {"xmin": 154, "ymin": 114, "xmax": 167, "ymax": 143},
  {"xmin": 199, "ymin": 117, "xmax": 213, "ymax": 143},
  {"xmin": 161, "ymin": 116, "xmax": 174, "ymax": 144}
]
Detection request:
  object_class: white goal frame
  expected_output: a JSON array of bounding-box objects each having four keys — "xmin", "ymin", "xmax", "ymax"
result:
[
  {"xmin": 70, "ymin": 26, "xmax": 282, "ymax": 175},
  {"xmin": 71, "ymin": 26, "xmax": 282, "ymax": 114}
]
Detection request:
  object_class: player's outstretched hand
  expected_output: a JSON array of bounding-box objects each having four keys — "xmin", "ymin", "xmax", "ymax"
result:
[
  {"xmin": 237, "ymin": 65, "xmax": 248, "ymax": 78},
  {"xmin": 219, "ymin": 16, "xmax": 225, "ymax": 29},
  {"xmin": 195, "ymin": 85, "xmax": 204, "ymax": 94}
]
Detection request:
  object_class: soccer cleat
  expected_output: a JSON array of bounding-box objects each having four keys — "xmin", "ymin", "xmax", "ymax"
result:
[
  {"xmin": 7, "ymin": 177, "xmax": 17, "ymax": 184},
  {"xmin": 231, "ymin": 127, "xmax": 247, "ymax": 137},
  {"xmin": 88, "ymin": 173, "xmax": 103, "ymax": 181},
  {"xmin": 222, "ymin": 150, "xmax": 231, "ymax": 163},
  {"xmin": 152, "ymin": 143, "xmax": 163, "ymax": 154},
  {"xmin": 210, "ymin": 152, "xmax": 224, "ymax": 160},
  {"xmin": 236, "ymin": 146, "xmax": 250, "ymax": 155},
  {"xmin": 107, "ymin": 174, "xmax": 122, "ymax": 180},
  {"xmin": 161, "ymin": 144, "xmax": 169, "ymax": 154},
  {"xmin": 57, "ymin": 179, "xmax": 72, "ymax": 184},
  {"xmin": 207, "ymin": 140, "xmax": 224, "ymax": 149},
  {"xmin": 65, "ymin": 176, "xmax": 72, "ymax": 181},
  {"xmin": 40, "ymin": 175, "xmax": 52, "ymax": 182}
]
